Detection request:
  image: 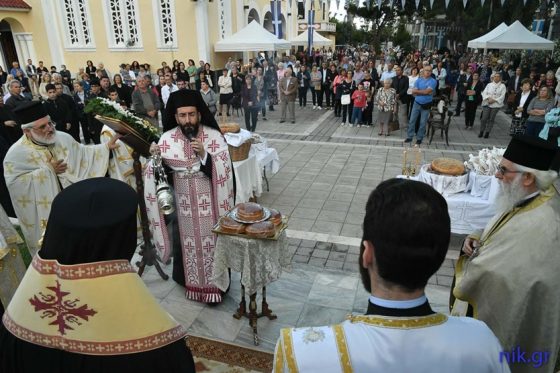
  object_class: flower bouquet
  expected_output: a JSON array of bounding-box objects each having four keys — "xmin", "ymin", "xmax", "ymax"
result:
[
  {"xmin": 84, "ymin": 97, "xmax": 160, "ymax": 157},
  {"xmin": 464, "ymin": 147, "xmax": 505, "ymax": 200}
]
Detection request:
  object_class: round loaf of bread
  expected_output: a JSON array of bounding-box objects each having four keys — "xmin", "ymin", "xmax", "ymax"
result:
[
  {"xmin": 268, "ymin": 209, "xmax": 282, "ymax": 226},
  {"xmin": 430, "ymin": 158, "xmax": 465, "ymax": 176},
  {"xmin": 236, "ymin": 202, "xmax": 264, "ymax": 221},
  {"xmin": 220, "ymin": 216, "xmax": 246, "ymax": 234},
  {"xmin": 219, "ymin": 123, "xmax": 240, "ymax": 134},
  {"xmin": 245, "ymin": 221, "xmax": 276, "ymax": 238}
]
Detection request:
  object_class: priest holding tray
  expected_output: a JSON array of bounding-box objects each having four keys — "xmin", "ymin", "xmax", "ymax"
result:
[
  {"xmin": 3, "ymin": 101, "xmax": 120, "ymax": 255},
  {"xmin": 145, "ymin": 90, "xmax": 234, "ymax": 304}
]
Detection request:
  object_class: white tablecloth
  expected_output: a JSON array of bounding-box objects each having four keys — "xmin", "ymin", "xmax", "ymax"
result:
[
  {"xmin": 233, "ymin": 152, "xmax": 263, "ymax": 203},
  {"xmin": 398, "ymin": 175, "xmax": 498, "ymax": 234},
  {"xmin": 212, "ymin": 232, "xmax": 291, "ymax": 295},
  {"xmin": 253, "ymin": 146, "xmax": 280, "ymax": 175}
]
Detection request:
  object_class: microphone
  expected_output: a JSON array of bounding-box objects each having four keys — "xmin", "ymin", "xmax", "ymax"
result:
[{"xmin": 182, "ymin": 126, "xmax": 194, "ymax": 141}]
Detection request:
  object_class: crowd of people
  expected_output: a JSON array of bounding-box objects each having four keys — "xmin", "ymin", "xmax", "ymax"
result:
[{"xmin": 0, "ymin": 46, "xmax": 560, "ymax": 372}]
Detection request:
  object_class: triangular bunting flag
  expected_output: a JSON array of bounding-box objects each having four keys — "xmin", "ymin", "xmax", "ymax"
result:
[
  {"xmin": 523, "ymin": 0, "xmax": 527, "ymax": 5},
  {"xmin": 402, "ymin": 0, "xmax": 406, "ymax": 8},
  {"xmin": 430, "ymin": 0, "xmax": 434, "ymax": 8},
  {"xmin": 463, "ymin": 0, "xmax": 468, "ymax": 7},
  {"xmin": 445, "ymin": 0, "xmax": 450, "ymax": 7},
  {"xmin": 378, "ymin": 0, "xmax": 382, "ymax": 8},
  {"xmin": 480, "ymin": 0, "xmax": 485, "ymax": 5},
  {"xmin": 500, "ymin": 0, "xmax": 505, "ymax": 5},
  {"xmin": 415, "ymin": 0, "xmax": 420, "ymax": 9}
]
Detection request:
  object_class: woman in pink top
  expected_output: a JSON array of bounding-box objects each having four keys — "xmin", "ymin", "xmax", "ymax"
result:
[{"xmin": 332, "ymin": 68, "xmax": 346, "ymax": 117}]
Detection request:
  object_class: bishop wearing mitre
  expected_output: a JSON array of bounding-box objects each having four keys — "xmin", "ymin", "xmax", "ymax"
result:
[{"xmin": 3, "ymin": 101, "xmax": 119, "ymax": 255}]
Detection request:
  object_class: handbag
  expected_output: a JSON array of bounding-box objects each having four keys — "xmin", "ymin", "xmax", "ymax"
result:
[
  {"xmin": 341, "ymin": 94, "xmax": 351, "ymax": 105},
  {"xmin": 389, "ymin": 112, "xmax": 400, "ymax": 131}
]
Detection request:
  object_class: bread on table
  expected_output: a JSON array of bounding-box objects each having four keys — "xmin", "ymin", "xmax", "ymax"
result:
[
  {"xmin": 430, "ymin": 158, "xmax": 466, "ymax": 176},
  {"xmin": 268, "ymin": 209, "xmax": 282, "ymax": 226},
  {"xmin": 219, "ymin": 216, "xmax": 246, "ymax": 234},
  {"xmin": 236, "ymin": 202, "xmax": 264, "ymax": 221},
  {"xmin": 219, "ymin": 123, "xmax": 240, "ymax": 134},
  {"xmin": 245, "ymin": 221, "xmax": 276, "ymax": 238}
]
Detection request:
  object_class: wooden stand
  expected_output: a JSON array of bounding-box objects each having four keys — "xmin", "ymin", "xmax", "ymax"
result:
[
  {"xmin": 132, "ymin": 150, "xmax": 169, "ymax": 281},
  {"xmin": 233, "ymin": 284, "xmax": 277, "ymax": 346}
]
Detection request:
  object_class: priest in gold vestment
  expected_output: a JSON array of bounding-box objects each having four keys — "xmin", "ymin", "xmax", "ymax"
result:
[
  {"xmin": 452, "ymin": 135, "xmax": 560, "ymax": 373},
  {"xmin": 2, "ymin": 101, "xmax": 119, "ymax": 255}
]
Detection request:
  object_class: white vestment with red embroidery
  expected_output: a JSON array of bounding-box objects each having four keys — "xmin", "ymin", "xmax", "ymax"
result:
[{"xmin": 144, "ymin": 126, "xmax": 234, "ymax": 303}]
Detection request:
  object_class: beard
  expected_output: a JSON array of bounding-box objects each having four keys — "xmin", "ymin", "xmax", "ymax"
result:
[
  {"xmin": 495, "ymin": 174, "xmax": 529, "ymax": 213},
  {"xmin": 29, "ymin": 129, "xmax": 57, "ymax": 145},
  {"xmin": 179, "ymin": 123, "xmax": 199, "ymax": 140}
]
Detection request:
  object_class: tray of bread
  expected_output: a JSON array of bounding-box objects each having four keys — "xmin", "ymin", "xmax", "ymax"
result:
[
  {"xmin": 213, "ymin": 203, "xmax": 288, "ymax": 240},
  {"xmin": 418, "ymin": 159, "xmax": 469, "ymax": 196}
]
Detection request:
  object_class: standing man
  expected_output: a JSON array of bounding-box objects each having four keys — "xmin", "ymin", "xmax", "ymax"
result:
[
  {"xmin": 507, "ymin": 67, "xmax": 523, "ymax": 114},
  {"xmin": 3, "ymin": 101, "xmax": 119, "ymax": 254},
  {"xmin": 391, "ymin": 66, "xmax": 409, "ymax": 128},
  {"xmin": 279, "ymin": 70, "xmax": 297, "ymax": 124},
  {"xmin": 145, "ymin": 90, "xmax": 234, "ymax": 303},
  {"xmin": 4, "ymin": 81, "xmax": 29, "ymax": 110},
  {"xmin": 296, "ymin": 65, "xmax": 310, "ymax": 108},
  {"xmin": 452, "ymin": 135, "xmax": 560, "ymax": 373},
  {"xmin": 54, "ymin": 82, "xmax": 80, "ymax": 142},
  {"xmin": 274, "ymin": 179, "xmax": 509, "ymax": 372},
  {"xmin": 43, "ymin": 83, "xmax": 73, "ymax": 139},
  {"xmin": 132, "ymin": 76, "xmax": 161, "ymax": 128},
  {"xmin": 405, "ymin": 65, "xmax": 437, "ymax": 145},
  {"xmin": 318, "ymin": 62, "xmax": 329, "ymax": 109},
  {"xmin": 25, "ymin": 59, "xmax": 38, "ymax": 98},
  {"xmin": 479, "ymin": 72, "xmax": 506, "ymax": 139},
  {"xmin": 323, "ymin": 63, "xmax": 336, "ymax": 110},
  {"xmin": 380, "ymin": 62, "xmax": 396, "ymax": 83},
  {"xmin": 161, "ymin": 73, "xmax": 178, "ymax": 108},
  {"xmin": 454, "ymin": 66, "xmax": 472, "ymax": 117}
]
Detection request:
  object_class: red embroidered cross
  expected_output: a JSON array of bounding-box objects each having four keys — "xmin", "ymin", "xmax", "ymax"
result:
[
  {"xmin": 220, "ymin": 200, "xmax": 231, "ymax": 211},
  {"xmin": 208, "ymin": 139, "xmax": 219, "ymax": 152},
  {"xmin": 199, "ymin": 198, "xmax": 210, "ymax": 211},
  {"xmin": 29, "ymin": 280, "xmax": 97, "ymax": 336},
  {"xmin": 159, "ymin": 140, "xmax": 170, "ymax": 153},
  {"xmin": 185, "ymin": 241, "xmax": 195, "ymax": 250},
  {"xmin": 170, "ymin": 131, "xmax": 181, "ymax": 143},
  {"xmin": 216, "ymin": 175, "xmax": 227, "ymax": 187},
  {"xmin": 201, "ymin": 131, "xmax": 209, "ymax": 142},
  {"xmin": 179, "ymin": 199, "xmax": 189, "ymax": 211},
  {"xmin": 202, "ymin": 241, "xmax": 213, "ymax": 251},
  {"xmin": 219, "ymin": 152, "xmax": 228, "ymax": 162},
  {"xmin": 146, "ymin": 193, "xmax": 156, "ymax": 204}
]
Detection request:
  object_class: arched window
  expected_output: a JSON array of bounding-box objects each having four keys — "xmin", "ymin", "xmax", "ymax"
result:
[
  {"xmin": 153, "ymin": 0, "xmax": 177, "ymax": 49},
  {"xmin": 104, "ymin": 0, "xmax": 143, "ymax": 49},
  {"xmin": 61, "ymin": 0, "xmax": 94, "ymax": 49}
]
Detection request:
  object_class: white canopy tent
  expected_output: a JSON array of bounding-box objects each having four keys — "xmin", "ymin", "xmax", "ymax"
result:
[
  {"xmin": 484, "ymin": 20, "xmax": 554, "ymax": 50},
  {"xmin": 290, "ymin": 30, "xmax": 333, "ymax": 47},
  {"xmin": 214, "ymin": 20, "xmax": 291, "ymax": 52},
  {"xmin": 467, "ymin": 22, "xmax": 508, "ymax": 49}
]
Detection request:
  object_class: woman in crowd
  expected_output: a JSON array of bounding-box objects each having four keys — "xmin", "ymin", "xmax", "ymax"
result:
[
  {"xmin": 186, "ymin": 59, "xmax": 198, "ymax": 86},
  {"xmin": 241, "ymin": 75, "xmax": 259, "ymax": 132},
  {"xmin": 339, "ymin": 70, "xmax": 356, "ymax": 127},
  {"xmin": 406, "ymin": 67, "xmax": 419, "ymax": 119},
  {"xmin": 375, "ymin": 79, "xmax": 397, "ymax": 136},
  {"xmin": 38, "ymin": 73, "xmax": 52, "ymax": 100},
  {"xmin": 131, "ymin": 61, "xmax": 141, "ymax": 75},
  {"xmin": 310, "ymin": 65, "xmax": 322, "ymax": 110},
  {"xmin": 510, "ymin": 78, "xmax": 536, "ymax": 136},
  {"xmin": 218, "ymin": 68, "xmax": 233, "ymax": 117},
  {"xmin": 172, "ymin": 60, "xmax": 180, "ymax": 73},
  {"xmin": 111, "ymin": 74, "xmax": 133, "ymax": 108},
  {"xmin": 200, "ymin": 80, "xmax": 217, "ymax": 116},
  {"xmin": 332, "ymin": 68, "xmax": 346, "ymax": 118},
  {"xmin": 253, "ymin": 67, "xmax": 266, "ymax": 120},
  {"xmin": 176, "ymin": 62, "xmax": 189, "ymax": 87},
  {"xmin": 85, "ymin": 60, "xmax": 96, "ymax": 80},
  {"xmin": 464, "ymin": 72, "xmax": 483, "ymax": 130},
  {"xmin": 525, "ymin": 86, "xmax": 554, "ymax": 137},
  {"xmin": 204, "ymin": 63, "xmax": 215, "ymax": 89}
]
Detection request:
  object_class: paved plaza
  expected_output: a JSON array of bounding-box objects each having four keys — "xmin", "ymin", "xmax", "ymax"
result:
[{"xmin": 141, "ymin": 101, "xmax": 535, "ymax": 352}]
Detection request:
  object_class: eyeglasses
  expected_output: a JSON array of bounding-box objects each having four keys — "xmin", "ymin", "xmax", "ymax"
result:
[
  {"xmin": 32, "ymin": 121, "xmax": 55, "ymax": 131},
  {"xmin": 497, "ymin": 164, "xmax": 523, "ymax": 176}
]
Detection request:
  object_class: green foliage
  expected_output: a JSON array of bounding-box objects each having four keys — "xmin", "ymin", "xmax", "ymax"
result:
[
  {"xmin": 84, "ymin": 98, "xmax": 160, "ymax": 143},
  {"xmin": 393, "ymin": 24, "xmax": 414, "ymax": 52}
]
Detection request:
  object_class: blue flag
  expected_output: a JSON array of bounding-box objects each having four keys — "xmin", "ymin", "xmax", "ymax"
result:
[
  {"xmin": 308, "ymin": 9, "xmax": 315, "ymax": 56},
  {"xmin": 271, "ymin": 0, "xmax": 283, "ymax": 39}
]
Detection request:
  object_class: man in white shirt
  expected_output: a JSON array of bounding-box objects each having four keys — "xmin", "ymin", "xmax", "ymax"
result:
[
  {"xmin": 380, "ymin": 62, "xmax": 396, "ymax": 83},
  {"xmin": 479, "ymin": 72, "xmax": 506, "ymax": 138},
  {"xmin": 274, "ymin": 179, "xmax": 510, "ymax": 373},
  {"xmin": 161, "ymin": 73, "xmax": 178, "ymax": 108}
]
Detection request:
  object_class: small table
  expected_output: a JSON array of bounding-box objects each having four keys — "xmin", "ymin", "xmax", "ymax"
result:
[
  {"xmin": 253, "ymin": 146, "xmax": 280, "ymax": 192},
  {"xmin": 232, "ymin": 152, "xmax": 263, "ymax": 203},
  {"xmin": 212, "ymin": 232, "xmax": 290, "ymax": 345}
]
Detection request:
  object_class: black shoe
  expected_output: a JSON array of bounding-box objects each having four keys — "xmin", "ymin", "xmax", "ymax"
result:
[
  {"xmin": 416, "ymin": 140, "xmax": 422, "ymax": 145},
  {"xmin": 269, "ymin": 107, "xmax": 275, "ymax": 111},
  {"xmin": 263, "ymin": 117, "xmax": 267, "ymax": 121},
  {"xmin": 280, "ymin": 120, "xmax": 285, "ymax": 123},
  {"xmin": 478, "ymin": 132, "xmax": 483, "ymax": 138},
  {"xmin": 404, "ymin": 138, "xmax": 412, "ymax": 143},
  {"xmin": 291, "ymin": 120, "xmax": 295, "ymax": 123},
  {"xmin": 484, "ymin": 133, "xmax": 489, "ymax": 138}
]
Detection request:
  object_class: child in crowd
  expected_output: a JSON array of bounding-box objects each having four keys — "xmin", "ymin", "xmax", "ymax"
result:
[{"xmin": 351, "ymin": 82, "xmax": 367, "ymax": 127}]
